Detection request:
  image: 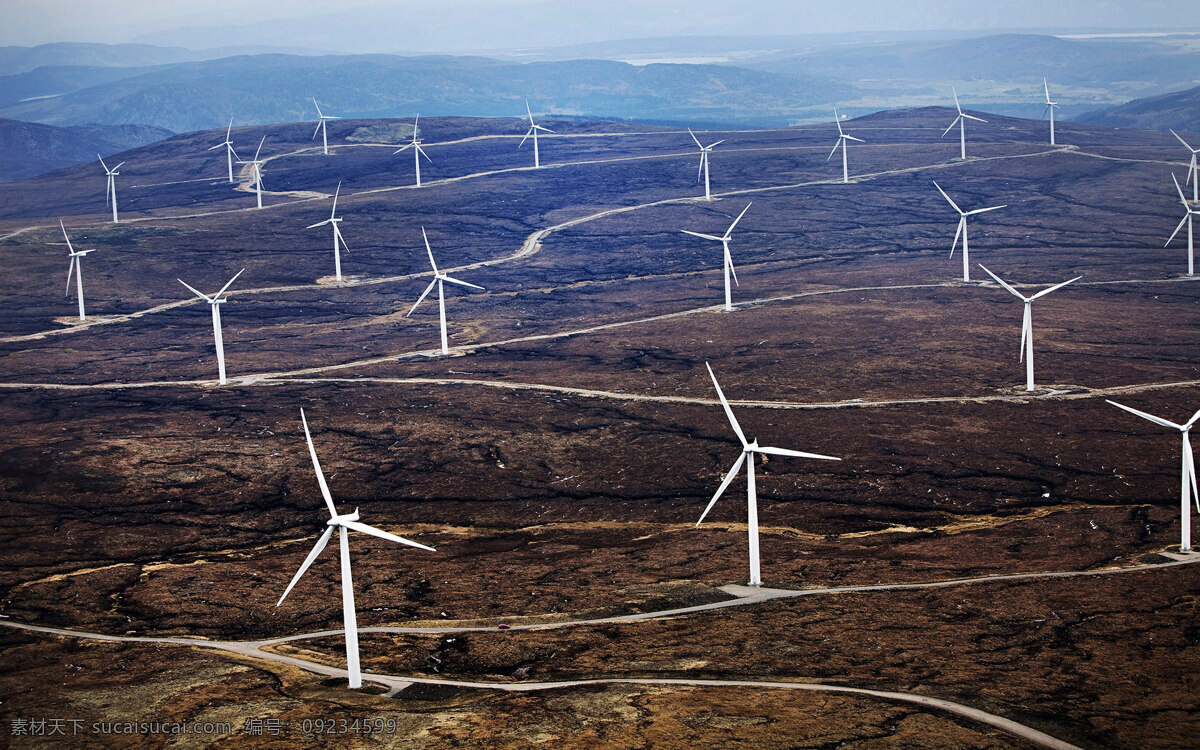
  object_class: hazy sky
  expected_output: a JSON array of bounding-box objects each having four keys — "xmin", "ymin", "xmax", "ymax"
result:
[{"xmin": 6, "ymin": 0, "xmax": 1199, "ymax": 50}]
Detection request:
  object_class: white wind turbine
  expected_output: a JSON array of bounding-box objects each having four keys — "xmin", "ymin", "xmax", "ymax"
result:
[
  {"xmin": 307, "ymin": 181, "xmax": 350, "ymax": 282},
  {"xmin": 1167, "ymin": 173, "xmax": 1199, "ymax": 277},
  {"xmin": 208, "ymin": 117, "xmax": 240, "ymax": 183},
  {"xmin": 942, "ymin": 88, "xmax": 987, "ymax": 160},
  {"xmin": 179, "ymin": 269, "xmax": 244, "ymax": 385},
  {"xmin": 98, "ymin": 155, "xmax": 123, "ymax": 223},
  {"xmin": 933, "ymin": 181, "xmax": 1005, "ymax": 282},
  {"xmin": 978, "ymin": 264, "xmax": 1081, "ymax": 392},
  {"xmin": 1106, "ymin": 399, "xmax": 1200, "ymax": 553},
  {"xmin": 682, "ymin": 203, "xmax": 751, "ymax": 312},
  {"xmin": 407, "ymin": 229, "xmax": 484, "ymax": 355},
  {"xmin": 689, "ymin": 128, "xmax": 724, "ymax": 200},
  {"xmin": 60, "ymin": 220, "xmax": 95, "ymax": 321},
  {"xmin": 828, "ymin": 108, "xmax": 865, "ymax": 183},
  {"xmin": 237, "ymin": 136, "xmax": 267, "ymax": 209},
  {"xmin": 697, "ymin": 362, "xmax": 840, "ymax": 586},
  {"xmin": 277, "ymin": 408, "xmax": 435, "ymax": 689},
  {"xmin": 1170, "ymin": 130, "xmax": 1200, "ymax": 202},
  {"xmin": 519, "ymin": 100, "xmax": 554, "ymax": 168},
  {"xmin": 312, "ymin": 98, "xmax": 340, "ymax": 155},
  {"xmin": 1042, "ymin": 78, "xmax": 1060, "ymax": 146},
  {"xmin": 393, "ymin": 115, "xmax": 432, "ymax": 187}
]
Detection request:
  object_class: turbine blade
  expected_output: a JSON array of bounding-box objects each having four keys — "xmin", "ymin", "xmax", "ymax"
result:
[
  {"xmin": 706, "ymin": 361, "xmax": 748, "ymax": 447},
  {"xmin": 977, "ymin": 264, "xmax": 1027, "ymax": 300},
  {"xmin": 537, "ymin": 125, "xmax": 555, "ymax": 134},
  {"xmin": 307, "ymin": 219, "xmax": 332, "ymax": 229},
  {"xmin": 313, "ymin": 121, "xmax": 322, "ymax": 140},
  {"xmin": 1019, "ymin": 306, "xmax": 1029, "ymax": 363},
  {"xmin": 827, "ymin": 140, "xmax": 841, "ymax": 162},
  {"xmin": 300, "ymin": 408, "xmax": 340, "ymax": 518},
  {"xmin": 966, "ymin": 204, "xmax": 1006, "ymax": 216},
  {"xmin": 707, "ymin": 140, "xmax": 724, "ymax": 148},
  {"xmin": 1184, "ymin": 406, "xmax": 1200, "ymax": 430},
  {"xmin": 393, "ymin": 143, "xmax": 413, "ymax": 155},
  {"xmin": 1187, "ymin": 432, "xmax": 1200, "ymax": 514},
  {"xmin": 65, "ymin": 257, "xmax": 75, "ymax": 296},
  {"xmin": 226, "ymin": 116, "xmax": 233, "ymax": 140},
  {"xmin": 276, "ymin": 526, "xmax": 334, "ymax": 606},
  {"xmin": 950, "ymin": 217, "xmax": 963, "ymax": 258},
  {"xmin": 331, "ymin": 181, "xmax": 341, "ymax": 218},
  {"xmin": 1105, "ymin": 399, "xmax": 1184, "ymax": 430},
  {"xmin": 833, "ymin": 108, "xmax": 844, "ymax": 136},
  {"xmin": 725, "ymin": 203, "xmax": 751, "ymax": 236},
  {"xmin": 341, "ymin": 520, "xmax": 436, "ymax": 552},
  {"xmin": 418, "ymin": 144, "xmax": 432, "ymax": 163},
  {"xmin": 754, "ymin": 445, "xmax": 841, "ymax": 461},
  {"xmin": 688, "ymin": 127, "xmax": 703, "ymax": 149},
  {"xmin": 932, "ymin": 181, "xmax": 963, "ymax": 214},
  {"xmin": 963, "ymin": 114, "xmax": 987, "ymax": 123},
  {"xmin": 422, "ymin": 228, "xmax": 438, "ymax": 274},
  {"xmin": 1029, "ymin": 275, "xmax": 1083, "ymax": 301},
  {"xmin": 1172, "ymin": 129, "xmax": 1195, "ymax": 151},
  {"xmin": 253, "ymin": 135, "xmax": 265, "ymax": 162},
  {"xmin": 697, "ymin": 152, "xmax": 705, "ymax": 183},
  {"xmin": 1174, "ymin": 173, "xmax": 1188, "ymax": 205},
  {"xmin": 697, "ymin": 451, "xmax": 747, "ymax": 526},
  {"xmin": 313, "ymin": 98, "xmax": 323, "ymax": 118},
  {"xmin": 681, "ymin": 230, "xmax": 723, "ymax": 242},
  {"xmin": 98, "ymin": 154, "xmax": 109, "ymax": 171},
  {"xmin": 518, "ymin": 128, "xmax": 532, "ymax": 149},
  {"xmin": 941, "ymin": 117, "xmax": 961, "ymax": 138},
  {"xmin": 725, "ymin": 245, "xmax": 739, "ymax": 287},
  {"xmin": 846, "ymin": 135, "xmax": 865, "ymax": 143},
  {"xmin": 1044, "ymin": 78, "xmax": 1051, "ymax": 102},
  {"xmin": 407, "ymin": 279, "xmax": 438, "ymax": 316},
  {"xmin": 214, "ymin": 268, "xmax": 245, "ymax": 301},
  {"xmin": 441, "ymin": 275, "xmax": 484, "ymax": 291},
  {"xmin": 333, "ymin": 224, "xmax": 349, "ymax": 252},
  {"xmin": 1167, "ymin": 213, "xmax": 1190, "ymax": 247},
  {"xmin": 953, "ymin": 87, "xmax": 961, "ymax": 112},
  {"xmin": 178, "ymin": 279, "xmax": 212, "ymax": 303},
  {"xmin": 59, "ymin": 220, "xmax": 73, "ymax": 252}
]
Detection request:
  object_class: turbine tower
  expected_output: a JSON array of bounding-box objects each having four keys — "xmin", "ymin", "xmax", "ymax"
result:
[
  {"xmin": 933, "ymin": 181, "xmax": 1005, "ymax": 282},
  {"xmin": 1167, "ymin": 173, "xmax": 1199, "ymax": 277},
  {"xmin": 407, "ymin": 229, "xmax": 484, "ymax": 355},
  {"xmin": 98, "ymin": 155, "xmax": 123, "ymax": 223},
  {"xmin": 1170, "ymin": 130, "xmax": 1200, "ymax": 202},
  {"xmin": 689, "ymin": 128, "xmax": 724, "ymax": 200},
  {"xmin": 178, "ymin": 269, "xmax": 244, "ymax": 385},
  {"xmin": 1106, "ymin": 399, "xmax": 1200, "ymax": 552},
  {"xmin": 208, "ymin": 117, "xmax": 240, "ymax": 183},
  {"xmin": 942, "ymin": 88, "xmax": 987, "ymax": 160},
  {"xmin": 312, "ymin": 98, "xmax": 340, "ymax": 156},
  {"xmin": 1042, "ymin": 79, "xmax": 1059, "ymax": 146},
  {"xmin": 682, "ymin": 203, "xmax": 751, "ymax": 312},
  {"xmin": 237, "ymin": 136, "xmax": 267, "ymax": 209},
  {"xmin": 307, "ymin": 182, "xmax": 350, "ymax": 282},
  {"xmin": 393, "ymin": 115, "xmax": 431, "ymax": 187},
  {"xmin": 61, "ymin": 220, "xmax": 95, "ymax": 321},
  {"xmin": 277, "ymin": 409, "xmax": 435, "ymax": 689},
  {"xmin": 696, "ymin": 362, "xmax": 840, "ymax": 586},
  {"xmin": 827, "ymin": 108, "xmax": 865, "ymax": 183},
  {"xmin": 979, "ymin": 264, "xmax": 1080, "ymax": 392},
  {"xmin": 519, "ymin": 101, "xmax": 554, "ymax": 168}
]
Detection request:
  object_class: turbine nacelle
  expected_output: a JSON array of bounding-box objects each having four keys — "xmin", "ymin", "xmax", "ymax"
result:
[{"xmin": 328, "ymin": 509, "xmax": 361, "ymax": 525}]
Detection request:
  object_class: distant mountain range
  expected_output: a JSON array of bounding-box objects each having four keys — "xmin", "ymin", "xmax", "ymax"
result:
[
  {"xmin": 0, "ymin": 53, "xmax": 834, "ymax": 133},
  {"xmin": 0, "ymin": 118, "xmax": 173, "ymax": 182},
  {"xmin": 1075, "ymin": 86, "xmax": 1200, "ymax": 132}
]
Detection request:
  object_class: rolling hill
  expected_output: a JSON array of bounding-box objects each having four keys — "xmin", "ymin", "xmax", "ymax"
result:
[
  {"xmin": 1074, "ymin": 85, "xmax": 1200, "ymax": 132},
  {"xmin": 0, "ymin": 118, "xmax": 173, "ymax": 182}
]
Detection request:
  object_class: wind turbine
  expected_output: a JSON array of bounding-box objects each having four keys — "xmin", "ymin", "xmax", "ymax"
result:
[
  {"xmin": 682, "ymin": 203, "xmax": 751, "ymax": 312},
  {"xmin": 696, "ymin": 362, "xmax": 840, "ymax": 586},
  {"xmin": 60, "ymin": 220, "xmax": 95, "ymax": 321},
  {"xmin": 407, "ymin": 229, "xmax": 484, "ymax": 355},
  {"xmin": 178, "ymin": 269, "xmax": 244, "ymax": 385},
  {"xmin": 933, "ymin": 181, "xmax": 1006, "ymax": 282},
  {"xmin": 237, "ymin": 136, "xmax": 266, "ymax": 209},
  {"xmin": 1170, "ymin": 130, "xmax": 1200, "ymax": 202},
  {"xmin": 393, "ymin": 115, "xmax": 431, "ymax": 187},
  {"xmin": 277, "ymin": 408, "xmax": 435, "ymax": 689},
  {"xmin": 827, "ymin": 108, "xmax": 865, "ymax": 183},
  {"xmin": 942, "ymin": 88, "xmax": 987, "ymax": 160},
  {"xmin": 307, "ymin": 182, "xmax": 350, "ymax": 281},
  {"xmin": 689, "ymin": 128, "xmax": 724, "ymax": 200},
  {"xmin": 1106, "ymin": 399, "xmax": 1200, "ymax": 552},
  {"xmin": 978, "ymin": 264, "xmax": 1081, "ymax": 392},
  {"xmin": 1042, "ymin": 79, "xmax": 1059, "ymax": 146},
  {"xmin": 312, "ymin": 98, "xmax": 340, "ymax": 155},
  {"xmin": 519, "ymin": 100, "xmax": 554, "ymax": 168},
  {"xmin": 1167, "ymin": 173, "xmax": 1199, "ymax": 277},
  {"xmin": 208, "ymin": 117, "xmax": 240, "ymax": 183},
  {"xmin": 98, "ymin": 155, "xmax": 123, "ymax": 223}
]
